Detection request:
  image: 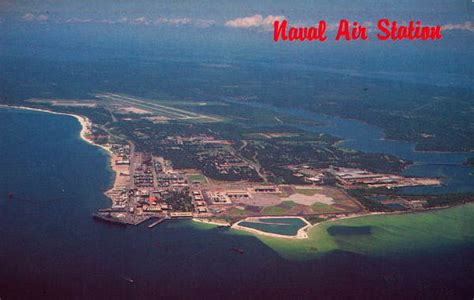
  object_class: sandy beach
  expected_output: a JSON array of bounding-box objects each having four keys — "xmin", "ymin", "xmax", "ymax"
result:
[
  {"xmin": 0, "ymin": 105, "xmax": 111, "ymax": 153},
  {"xmin": 103, "ymin": 152, "xmax": 130, "ymax": 202},
  {"xmin": 232, "ymin": 216, "xmax": 312, "ymax": 239},
  {"xmin": 230, "ymin": 206, "xmax": 452, "ymax": 240},
  {"xmin": 0, "ymin": 104, "xmax": 457, "ymax": 238},
  {"xmin": 192, "ymin": 218, "xmax": 231, "ymax": 227}
]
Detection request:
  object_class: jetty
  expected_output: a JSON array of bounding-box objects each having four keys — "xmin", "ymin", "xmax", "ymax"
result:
[{"xmin": 148, "ymin": 217, "xmax": 167, "ymax": 228}]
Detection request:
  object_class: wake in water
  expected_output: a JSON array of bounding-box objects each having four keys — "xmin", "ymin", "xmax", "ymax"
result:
[{"xmin": 5, "ymin": 192, "xmax": 74, "ymax": 205}]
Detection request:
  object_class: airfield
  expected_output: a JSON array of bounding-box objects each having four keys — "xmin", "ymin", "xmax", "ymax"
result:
[{"xmin": 28, "ymin": 92, "xmax": 223, "ymax": 123}]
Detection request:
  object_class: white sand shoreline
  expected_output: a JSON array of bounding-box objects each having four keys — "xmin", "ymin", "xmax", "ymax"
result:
[
  {"xmin": 1, "ymin": 104, "xmax": 462, "ymax": 239},
  {"xmin": 230, "ymin": 205, "xmax": 454, "ymax": 240},
  {"xmin": 0, "ymin": 104, "xmax": 112, "ymax": 154},
  {"xmin": 192, "ymin": 218, "xmax": 231, "ymax": 227},
  {"xmin": 0, "ymin": 104, "xmax": 118, "ymax": 204},
  {"xmin": 232, "ymin": 216, "xmax": 312, "ymax": 239}
]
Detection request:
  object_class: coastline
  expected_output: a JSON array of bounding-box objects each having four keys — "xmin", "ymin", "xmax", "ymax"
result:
[
  {"xmin": 192, "ymin": 218, "xmax": 231, "ymax": 227},
  {"xmin": 230, "ymin": 204, "xmax": 455, "ymax": 240},
  {"xmin": 0, "ymin": 105, "xmax": 119, "ymax": 204},
  {"xmin": 1, "ymin": 104, "xmax": 469, "ymax": 240},
  {"xmin": 232, "ymin": 216, "xmax": 312, "ymax": 239},
  {"xmin": 0, "ymin": 104, "xmax": 112, "ymax": 155}
]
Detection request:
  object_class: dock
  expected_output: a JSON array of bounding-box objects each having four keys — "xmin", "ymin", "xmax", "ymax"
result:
[
  {"xmin": 148, "ymin": 218, "xmax": 167, "ymax": 228},
  {"xmin": 92, "ymin": 213, "xmax": 128, "ymax": 226},
  {"xmin": 93, "ymin": 213, "xmax": 153, "ymax": 226}
]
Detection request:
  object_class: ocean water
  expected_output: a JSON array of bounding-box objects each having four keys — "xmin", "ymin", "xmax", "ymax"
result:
[
  {"xmin": 1, "ymin": 108, "xmax": 473, "ymax": 299},
  {"xmin": 258, "ymin": 204, "xmax": 474, "ymax": 260}
]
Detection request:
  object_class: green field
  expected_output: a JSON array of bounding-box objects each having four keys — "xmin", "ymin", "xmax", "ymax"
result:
[
  {"xmin": 187, "ymin": 174, "xmax": 207, "ymax": 183},
  {"xmin": 311, "ymin": 202, "xmax": 341, "ymax": 213},
  {"xmin": 294, "ymin": 188, "xmax": 322, "ymax": 196},
  {"xmin": 262, "ymin": 201, "xmax": 297, "ymax": 215},
  {"xmin": 305, "ymin": 216, "xmax": 326, "ymax": 224},
  {"xmin": 228, "ymin": 207, "xmax": 257, "ymax": 216}
]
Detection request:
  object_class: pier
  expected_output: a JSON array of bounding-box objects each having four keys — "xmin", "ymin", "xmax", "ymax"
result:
[
  {"xmin": 148, "ymin": 217, "xmax": 167, "ymax": 228},
  {"xmin": 92, "ymin": 212, "xmax": 153, "ymax": 226}
]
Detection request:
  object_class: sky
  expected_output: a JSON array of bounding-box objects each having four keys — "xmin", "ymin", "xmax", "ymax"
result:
[
  {"xmin": 1, "ymin": 0, "xmax": 473, "ymax": 32},
  {"xmin": 0, "ymin": 0, "xmax": 473, "ymax": 96}
]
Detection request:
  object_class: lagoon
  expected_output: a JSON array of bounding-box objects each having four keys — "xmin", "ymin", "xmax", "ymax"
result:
[{"xmin": 237, "ymin": 217, "xmax": 308, "ymax": 236}]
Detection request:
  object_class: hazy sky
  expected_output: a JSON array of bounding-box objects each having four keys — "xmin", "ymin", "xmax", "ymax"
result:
[
  {"xmin": 1, "ymin": 0, "xmax": 473, "ymax": 31},
  {"xmin": 1, "ymin": 0, "xmax": 473, "ymax": 91}
]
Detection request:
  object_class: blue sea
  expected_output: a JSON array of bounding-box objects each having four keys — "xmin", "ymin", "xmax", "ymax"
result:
[
  {"xmin": 1, "ymin": 1, "xmax": 474, "ymax": 297},
  {"xmin": 0, "ymin": 107, "xmax": 473, "ymax": 299}
]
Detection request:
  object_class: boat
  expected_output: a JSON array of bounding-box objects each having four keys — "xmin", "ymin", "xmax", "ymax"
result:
[
  {"xmin": 121, "ymin": 276, "xmax": 134, "ymax": 283},
  {"xmin": 92, "ymin": 213, "xmax": 128, "ymax": 226},
  {"xmin": 7, "ymin": 192, "xmax": 14, "ymax": 199}
]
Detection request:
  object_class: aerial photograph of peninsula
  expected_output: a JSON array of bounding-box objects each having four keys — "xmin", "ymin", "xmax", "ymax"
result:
[{"xmin": 1, "ymin": 0, "xmax": 473, "ymax": 299}]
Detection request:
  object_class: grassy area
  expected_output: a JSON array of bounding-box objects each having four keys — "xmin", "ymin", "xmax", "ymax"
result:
[
  {"xmin": 311, "ymin": 202, "xmax": 340, "ymax": 213},
  {"xmin": 305, "ymin": 216, "xmax": 327, "ymax": 224},
  {"xmin": 294, "ymin": 188, "xmax": 321, "ymax": 196},
  {"xmin": 228, "ymin": 207, "xmax": 257, "ymax": 215},
  {"xmin": 187, "ymin": 174, "xmax": 207, "ymax": 183},
  {"xmin": 262, "ymin": 201, "xmax": 297, "ymax": 215}
]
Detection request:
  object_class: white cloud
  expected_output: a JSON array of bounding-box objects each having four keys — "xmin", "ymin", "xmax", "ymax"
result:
[
  {"xmin": 162, "ymin": 17, "xmax": 192, "ymax": 25},
  {"xmin": 21, "ymin": 13, "xmax": 49, "ymax": 22},
  {"xmin": 225, "ymin": 14, "xmax": 285, "ymax": 30},
  {"xmin": 131, "ymin": 17, "xmax": 149, "ymax": 25},
  {"xmin": 19, "ymin": 13, "xmax": 214, "ymax": 28},
  {"xmin": 36, "ymin": 15, "xmax": 49, "ymax": 22},
  {"xmin": 65, "ymin": 17, "xmax": 92, "ymax": 23},
  {"xmin": 153, "ymin": 17, "xmax": 215, "ymax": 28},
  {"xmin": 194, "ymin": 19, "xmax": 215, "ymax": 28},
  {"xmin": 154, "ymin": 17, "xmax": 191, "ymax": 25},
  {"xmin": 441, "ymin": 21, "xmax": 474, "ymax": 32},
  {"xmin": 64, "ymin": 17, "xmax": 122, "ymax": 25},
  {"xmin": 21, "ymin": 13, "xmax": 35, "ymax": 21}
]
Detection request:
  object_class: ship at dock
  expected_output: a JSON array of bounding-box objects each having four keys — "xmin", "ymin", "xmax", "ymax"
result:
[{"xmin": 92, "ymin": 213, "xmax": 128, "ymax": 226}]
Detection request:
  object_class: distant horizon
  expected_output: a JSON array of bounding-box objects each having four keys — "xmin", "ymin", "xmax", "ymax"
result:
[{"xmin": 1, "ymin": 1, "xmax": 474, "ymax": 299}]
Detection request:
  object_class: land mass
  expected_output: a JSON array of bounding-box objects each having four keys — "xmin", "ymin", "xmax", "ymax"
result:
[{"xmin": 3, "ymin": 94, "xmax": 472, "ymax": 239}]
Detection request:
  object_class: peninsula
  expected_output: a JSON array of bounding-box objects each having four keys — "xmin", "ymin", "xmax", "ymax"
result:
[{"xmin": 3, "ymin": 93, "xmax": 471, "ymax": 239}]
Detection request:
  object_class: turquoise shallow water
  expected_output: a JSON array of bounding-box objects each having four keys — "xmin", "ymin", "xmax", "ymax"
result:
[
  {"xmin": 257, "ymin": 204, "xmax": 474, "ymax": 261},
  {"xmin": 0, "ymin": 107, "xmax": 473, "ymax": 299}
]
